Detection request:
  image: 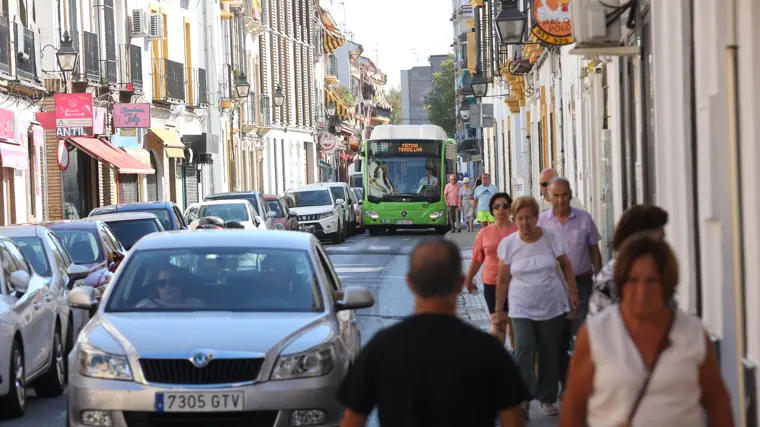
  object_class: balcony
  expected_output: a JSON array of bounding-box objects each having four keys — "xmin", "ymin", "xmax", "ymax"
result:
[
  {"xmin": 83, "ymin": 31, "xmax": 100, "ymax": 83},
  {"xmin": 325, "ymin": 54, "xmax": 338, "ymax": 85},
  {"xmin": 186, "ymin": 68, "xmax": 209, "ymax": 107},
  {"xmin": 152, "ymin": 58, "xmax": 186, "ymax": 104},
  {"xmin": 241, "ymin": 0, "xmax": 265, "ymax": 35},
  {"xmin": 243, "ymin": 94, "xmax": 257, "ymax": 125},
  {"xmin": 130, "ymin": 45, "xmax": 143, "ymax": 91},
  {"xmin": 0, "ymin": 16, "xmax": 9, "ymax": 75},
  {"xmin": 14, "ymin": 23, "xmax": 37, "ymax": 81},
  {"xmin": 118, "ymin": 44, "xmax": 144, "ymax": 92},
  {"xmin": 259, "ymin": 95, "xmax": 271, "ymax": 127}
]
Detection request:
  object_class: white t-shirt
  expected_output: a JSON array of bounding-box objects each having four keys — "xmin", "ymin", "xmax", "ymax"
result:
[{"xmin": 496, "ymin": 228, "xmax": 570, "ymax": 320}]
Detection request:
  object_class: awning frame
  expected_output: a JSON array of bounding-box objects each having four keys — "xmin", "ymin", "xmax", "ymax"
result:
[{"xmin": 66, "ymin": 137, "xmax": 155, "ymax": 174}]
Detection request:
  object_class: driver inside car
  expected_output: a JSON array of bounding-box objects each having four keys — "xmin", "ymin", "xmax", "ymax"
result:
[{"xmin": 135, "ymin": 265, "xmax": 205, "ymax": 309}]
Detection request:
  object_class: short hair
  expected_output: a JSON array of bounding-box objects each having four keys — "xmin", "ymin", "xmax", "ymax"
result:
[
  {"xmin": 613, "ymin": 232, "xmax": 679, "ymax": 303},
  {"xmin": 489, "ymin": 192, "xmax": 513, "ymax": 215},
  {"xmin": 612, "ymin": 205, "xmax": 669, "ymax": 250},
  {"xmin": 426, "ymin": 166, "xmax": 433, "ymax": 171},
  {"xmin": 408, "ymin": 239, "xmax": 462, "ymax": 298},
  {"xmin": 547, "ymin": 177, "xmax": 571, "ymax": 192},
  {"xmin": 511, "ymin": 196, "xmax": 539, "ymax": 218}
]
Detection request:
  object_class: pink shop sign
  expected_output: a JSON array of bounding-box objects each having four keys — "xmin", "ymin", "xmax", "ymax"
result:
[
  {"xmin": 0, "ymin": 108, "xmax": 14, "ymax": 141},
  {"xmin": 113, "ymin": 103, "xmax": 151, "ymax": 128}
]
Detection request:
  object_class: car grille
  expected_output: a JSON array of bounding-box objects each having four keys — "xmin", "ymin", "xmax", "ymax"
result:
[
  {"xmin": 299, "ymin": 214, "xmax": 319, "ymax": 221},
  {"xmin": 122, "ymin": 410, "xmax": 277, "ymax": 427},
  {"xmin": 139, "ymin": 358, "xmax": 264, "ymax": 385}
]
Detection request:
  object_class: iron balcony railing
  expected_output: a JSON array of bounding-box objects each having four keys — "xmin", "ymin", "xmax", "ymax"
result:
[
  {"xmin": 186, "ymin": 68, "xmax": 209, "ymax": 107},
  {"xmin": 14, "ymin": 22, "xmax": 37, "ymax": 81},
  {"xmin": 0, "ymin": 16, "xmax": 10, "ymax": 75},
  {"xmin": 244, "ymin": 93, "xmax": 256, "ymax": 124},
  {"xmin": 152, "ymin": 58, "xmax": 186, "ymax": 103},
  {"xmin": 326, "ymin": 54, "xmax": 338, "ymax": 77},
  {"xmin": 197, "ymin": 68, "xmax": 207, "ymax": 105},
  {"xmin": 259, "ymin": 94, "xmax": 271, "ymax": 127},
  {"xmin": 83, "ymin": 31, "xmax": 100, "ymax": 83},
  {"xmin": 130, "ymin": 44, "xmax": 143, "ymax": 90},
  {"xmin": 68, "ymin": 30, "xmax": 82, "ymax": 80}
]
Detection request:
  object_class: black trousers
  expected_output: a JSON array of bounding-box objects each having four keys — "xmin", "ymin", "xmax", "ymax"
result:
[
  {"xmin": 559, "ymin": 272, "xmax": 593, "ymax": 388},
  {"xmin": 483, "ymin": 284, "xmax": 508, "ymax": 314}
]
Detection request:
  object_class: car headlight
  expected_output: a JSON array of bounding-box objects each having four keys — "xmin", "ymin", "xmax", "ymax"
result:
[
  {"xmin": 77, "ymin": 342, "xmax": 133, "ymax": 381},
  {"xmin": 271, "ymin": 345, "xmax": 334, "ymax": 380},
  {"xmin": 274, "ymin": 223, "xmax": 286, "ymax": 230},
  {"xmin": 318, "ymin": 212, "xmax": 335, "ymax": 219},
  {"xmin": 429, "ymin": 210, "xmax": 444, "ymax": 220},
  {"xmin": 364, "ymin": 210, "xmax": 379, "ymax": 220}
]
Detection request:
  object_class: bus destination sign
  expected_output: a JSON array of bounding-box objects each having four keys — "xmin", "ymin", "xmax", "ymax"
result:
[
  {"xmin": 371, "ymin": 141, "xmax": 438, "ymax": 155},
  {"xmin": 398, "ymin": 143, "xmax": 423, "ymax": 153}
]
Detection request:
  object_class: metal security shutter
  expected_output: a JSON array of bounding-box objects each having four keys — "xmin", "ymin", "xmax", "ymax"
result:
[
  {"xmin": 146, "ymin": 154, "xmax": 159, "ymax": 201},
  {"xmin": 182, "ymin": 164, "xmax": 199, "ymax": 209},
  {"xmin": 119, "ymin": 175, "xmax": 139, "ymax": 203}
]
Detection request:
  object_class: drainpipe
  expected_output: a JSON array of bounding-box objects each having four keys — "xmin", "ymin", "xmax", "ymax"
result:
[{"xmin": 725, "ymin": 0, "xmax": 748, "ymax": 423}]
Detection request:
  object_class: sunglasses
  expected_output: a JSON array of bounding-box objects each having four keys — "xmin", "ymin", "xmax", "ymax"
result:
[
  {"xmin": 492, "ymin": 203, "xmax": 510, "ymax": 210},
  {"xmin": 156, "ymin": 278, "xmax": 177, "ymax": 288},
  {"xmin": 540, "ymin": 182, "xmax": 548, "ymax": 187}
]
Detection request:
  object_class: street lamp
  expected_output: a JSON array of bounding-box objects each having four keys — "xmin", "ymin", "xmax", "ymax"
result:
[
  {"xmin": 495, "ymin": 0, "xmax": 527, "ymax": 45},
  {"xmin": 326, "ymin": 101, "xmax": 336, "ymax": 116},
  {"xmin": 459, "ymin": 103, "xmax": 471, "ymax": 121},
  {"xmin": 273, "ymin": 84, "xmax": 285, "ymax": 108},
  {"xmin": 56, "ymin": 31, "xmax": 78, "ymax": 73},
  {"xmin": 470, "ymin": 73, "xmax": 488, "ymax": 99},
  {"xmin": 235, "ymin": 71, "xmax": 251, "ymax": 98}
]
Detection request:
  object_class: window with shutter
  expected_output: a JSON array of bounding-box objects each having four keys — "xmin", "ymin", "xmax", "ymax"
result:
[
  {"xmin": 307, "ymin": 50, "xmax": 314, "ymax": 128},
  {"xmin": 294, "ymin": 42, "xmax": 300, "ymax": 127},
  {"xmin": 103, "ymin": 0, "xmax": 116, "ymax": 85}
]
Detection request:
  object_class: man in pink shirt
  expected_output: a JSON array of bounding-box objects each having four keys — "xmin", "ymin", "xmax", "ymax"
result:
[{"xmin": 444, "ymin": 174, "xmax": 462, "ymax": 233}]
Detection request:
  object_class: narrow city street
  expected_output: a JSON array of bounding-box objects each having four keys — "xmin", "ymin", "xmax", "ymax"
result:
[{"xmin": 4, "ymin": 231, "xmax": 558, "ymax": 427}]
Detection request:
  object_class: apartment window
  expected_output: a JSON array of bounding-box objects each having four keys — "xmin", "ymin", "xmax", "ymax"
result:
[
  {"xmin": 103, "ymin": 0, "xmax": 116, "ymax": 85},
  {"xmin": 16, "ymin": 0, "xmax": 26, "ymax": 26}
]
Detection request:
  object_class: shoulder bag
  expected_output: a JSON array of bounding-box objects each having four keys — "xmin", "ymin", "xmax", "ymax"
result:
[{"xmin": 620, "ymin": 311, "xmax": 676, "ymax": 427}]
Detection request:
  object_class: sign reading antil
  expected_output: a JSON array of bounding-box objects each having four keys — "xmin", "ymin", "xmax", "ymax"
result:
[
  {"xmin": 532, "ymin": 0, "xmax": 573, "ymax": 45},
  {"xmin": 398, "ymin": 143, "xmax": 423, "ymax": 153}
]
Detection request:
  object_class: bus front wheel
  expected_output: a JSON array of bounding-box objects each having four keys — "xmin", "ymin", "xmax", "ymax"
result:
[{"xmin": 368, "ymin": 226, "xmax": 379, "ymax": 236}]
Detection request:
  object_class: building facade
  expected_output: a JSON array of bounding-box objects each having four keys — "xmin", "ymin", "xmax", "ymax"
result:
[{"xmin": 400, "ymin": 54, "xmax": 448, "ymax": 125}]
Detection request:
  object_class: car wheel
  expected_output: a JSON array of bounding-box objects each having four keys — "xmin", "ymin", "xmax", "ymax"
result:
[
  {"xmin": 33, "ymin": 325, "xmax": 66, "ymax": 397},
  {"xmin": 0, "ymin": 339, "xmax": 25, "ymax": 419},
  {"xmin": 331, "ymin": 226, "xmax": 341, "ymax": 244},
  {"xmin": 368, "ymin": 227, "xmax": 379, "ymax": 236}
]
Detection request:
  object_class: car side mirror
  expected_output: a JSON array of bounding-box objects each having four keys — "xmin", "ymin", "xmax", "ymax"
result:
[
  {"xmin": 9, "ymin": 270, "xmax": 30, "ymax": 294},
  {"xmin": 336, "ymin": 286, "xmax": 375, "ymax": 311},
  {"xmin": 67, "ymin": 286, "xmax": 98, "ymax": 310},
  {"xmin": 67, "ymin": 264, "xmax": 90, "ymax": 281},
  {"xmin": 335, "ymin": 198, "xmax": 345, "ymax": 205},
  {"xmin": 358, "ymin": 200, "xmax": 363, "ymax": 205},
  {"xmin": 266, "ymin": 211, "xmax": 277, "ymax": 219}
]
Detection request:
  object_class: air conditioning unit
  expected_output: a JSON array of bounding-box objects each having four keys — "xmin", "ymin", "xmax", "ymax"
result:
[
  {"xmin": 147, "ymin": 13, "xmax": 165, "ymax": 40},
  {"xmin": 131, "ymin": 9, "xmax": 149, "ymax": 38},
  {"xmin": 569, "ymin": 0, "xmax": 640, "ymax": 56}
]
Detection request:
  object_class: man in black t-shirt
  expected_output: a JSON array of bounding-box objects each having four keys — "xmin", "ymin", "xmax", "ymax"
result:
[{"xmin": 337, "ymin": 239, "xmax": 529, "ymax": 427}]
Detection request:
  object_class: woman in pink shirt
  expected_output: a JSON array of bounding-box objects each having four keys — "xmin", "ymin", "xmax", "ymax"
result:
[{"xmin": 465, "ymin": 192, "xmax": 518, "ymax": 314}]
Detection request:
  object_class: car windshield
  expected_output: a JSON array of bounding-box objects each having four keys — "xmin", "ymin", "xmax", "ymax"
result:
[
  {"xmin": 366, "ymin": 140, "xmax": 442, "ymax": 203},
  {"xmin": 267, "ymin": 201, "xmax": 284, "ymax": 217},
  {"xmin": 206, "ymin": 195, "xmax": 260, "ymax": 215},
  {"xmin": 106, "ymin": 219, "xmax": 162, "ymax": 251},
  {"xmin": 289, "ymin": 190, "xmax": 332, "ymax": 207},
  {"xmin": 134, "ymin": 209, "xmax": 172, "ymax": 231},
  {"xmin": 198, "ymin": 204, "xmax": 250, "ymax": 222},
  {"xmin": 51, "ymin": 229, "xmax": 104, "ymax": 264},
  {"xmin": 105, "ymin": 247, "xmax": 324, "ymax": 313},
  {"xmin": 12, "ymin": 237, "xmax": 51, "ymax": 276}
]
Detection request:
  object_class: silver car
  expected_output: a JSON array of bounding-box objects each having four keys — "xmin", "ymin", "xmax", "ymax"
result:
[{"xmin": 66, "ymin": 230, "xmax": 374, "ymax": 427}]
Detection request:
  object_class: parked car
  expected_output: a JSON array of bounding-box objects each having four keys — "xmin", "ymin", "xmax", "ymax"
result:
[
  {"xmin": 351, "ymin": 187, "xmax": 364, "ymax": 201},
  {"xmin": 264, "ymin": 195, "xmax": 299, "ymax": 230},
  {"xmin": 46, "ymin": 220, "xmax": 127, "ymax": 306},
  {"xmin": 89, "ymin": 202, "xmax": 188, "ymax": 231},
  {"xmin": 285, "ymin": 184, "xmax": 347, "ymax": 244},
  {"xmin": 185, "ymin": 200, "xmax": 274, "ymax": 230},
  {"xmin": 80, "ymin": 212, "xmax": 165, "ymax": 251},
  {"xmin": 350, "ymin": 188, "xmax": 364, "ymax": 233},
  {"xmin": 321, "ymin": 182, "xmax": 358, "ymax": 235},
  {"xmin": 203, "ymin": 191, "xmax": 274, "ymax": 228},
  {"xmin": 0, "ymin": 235, "xmax": 87, "ymax": 418},
  {"xmin": 65, "ymin": 230, "xmax": 374, "ymax": 427}
]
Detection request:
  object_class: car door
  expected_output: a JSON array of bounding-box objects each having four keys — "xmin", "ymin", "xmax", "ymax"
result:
[
  {"xmin": 257, "ymin": 194, "xmax": 274, "ymax": 229},
  {"xmin": 315, "ymin": 244, "xmax": 361, "ymax": 357},
  {"xmin": 1, "ymin": 241, "xmax": 49, "ymax": 373}
]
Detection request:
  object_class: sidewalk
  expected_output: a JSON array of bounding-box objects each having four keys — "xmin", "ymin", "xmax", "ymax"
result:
[{"xmin": 448, "ymin": 226, "xmax": 559, "ymax": 427}]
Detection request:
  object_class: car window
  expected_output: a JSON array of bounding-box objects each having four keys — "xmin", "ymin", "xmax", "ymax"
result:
[
  {"xmin": 52, "ymin": 229, "xmax": 105, "ymax": 264},
  {"xmin": 44, "ymin": 233, "xmax": 68, "ymax": 273},
  {"xmin": 247, "ymin": 202, "xmax": 260, "ymax": 224},
  {"xmin": 134, "ymin": 209, "xmax": 172, "ymax": 231},
  {"xmin": 267, "ymin": 200, "xmax": 284, "ymax": 217},
  {"xmin": 199, "ymin": 204, "xmax": 251, "ymax": 222},
  {"xmin": 315, "ymin": 245, "xmax": 342, "ymax": 296},
  {"xmin": 4, "ymin": 241, "xmax": 31, "ymax": 275},
  {"xmin": 173, "ymin": 206, "xmax": 186, "ymax": 228},
  {"xmin": 102, "ymin": 225, "xmax": 126, "ymax": 253},
  {"xmin": 288, "ymin": 190, "xmax": 333, "ymax": 207},
  {"xmin": 185, "ymin": 205, "xmax": 200, "ymax": 222},
  {"xmin": 0, "ymin": 243, "xmax": 19, "ymax": 287},
  {"xmin": 105, "ymin": 247, "xmax": 324, "ymax": 313},
  {"xmin": 12, "ymin": 237, "xmax": 51, "ymax": 276},
  {"xmin": 100, "ymin": 225, "xmax": 120, "ymax": 256},
  {"xmin": 48, "ymin": 232, "xmax": 73, "ymax": 266},
  {"xmin": 105, "ymin": 219, "xmax": 162, "ymax": 251},
  {"xmin": 329, "ymin": 187, "xmax": 345, "ymax": 201}
]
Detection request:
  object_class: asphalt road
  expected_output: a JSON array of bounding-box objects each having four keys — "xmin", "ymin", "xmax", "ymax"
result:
[{"xmin": 3, "ymin": 230, "xmax": 557, "ymax": 427}]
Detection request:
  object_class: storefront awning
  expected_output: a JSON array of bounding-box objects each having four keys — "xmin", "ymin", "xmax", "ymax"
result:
[
  {"xmin": 147, "ymin": 128, "xmax": 186, "ymax": 158},
  {"xmin": 123, "ymin": 148, "xmax": 152, "ymax": 167},
  {"xmin": 66, "ymin": 137, "xmax": 155, "ymax": 174},
  {"xmin": 0, "ymin": 142, "xmax": 29, "ymax": 170},
  {"xmin": 318, "ymin": 7, "xmax": 345, "ymax": 54},
  {"xmin": 325, "ymin": 88, "xmax": 351, "ymax": 120}
]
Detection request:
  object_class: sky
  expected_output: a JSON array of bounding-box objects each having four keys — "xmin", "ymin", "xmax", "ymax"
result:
[{"xmin": 320, "ymin": 0, "xmax": 453, "ymax": 89}]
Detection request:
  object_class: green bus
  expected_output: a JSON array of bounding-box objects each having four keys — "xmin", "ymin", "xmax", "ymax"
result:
[{"xmin": 362, "ymin": 125, "xmax": 458, "ymax": 235}]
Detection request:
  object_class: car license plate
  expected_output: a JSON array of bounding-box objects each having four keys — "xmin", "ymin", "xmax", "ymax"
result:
[
  {"xmin": 395, "ymin": 220, "xmax": 412, "ymax": 225},
  {"xmin": 155, "ymin": 391, "xmax": 244, "ymax": 413}
]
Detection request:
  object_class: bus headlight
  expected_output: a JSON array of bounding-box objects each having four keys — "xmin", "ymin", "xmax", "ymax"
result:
[
  {"xmin": 365, "ymin": 210, "xmax": 380, "ymax": 220},
  {"xmin": 429, "ymin": 211, "xmax": 444, "ymax": 221}
]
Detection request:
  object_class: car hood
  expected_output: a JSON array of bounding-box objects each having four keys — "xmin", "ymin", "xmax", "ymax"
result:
[
  {"xmin": 288, "ymin": 206, "xmax": 334, "ymax": 216},
  {"xmin": 86, "ymin": 312, "xmax": 333, "ymax": 355}
]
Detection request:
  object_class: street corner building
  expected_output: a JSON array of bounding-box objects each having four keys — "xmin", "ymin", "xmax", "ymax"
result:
[{"xmin": 455, "ymin": 0, "xmax": 760, "ymax": 424}]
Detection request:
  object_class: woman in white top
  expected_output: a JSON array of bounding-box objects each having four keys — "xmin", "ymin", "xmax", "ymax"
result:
[
  {"xmin": 493, "ymin": 196, "xmax": 580, "ymax": 417},
  {"xmin": 559, "ymin": 233, "xmax": 733, "ymax": 427}
]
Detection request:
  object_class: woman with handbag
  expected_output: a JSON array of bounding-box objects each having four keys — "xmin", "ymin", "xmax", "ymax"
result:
[
  {"xmin": 559, "ymin": 233, "xmax": 733, "ymax": 427},
  {"xmin": 492, "ymin": 196, "xmax": 579, "ymax": 418}
]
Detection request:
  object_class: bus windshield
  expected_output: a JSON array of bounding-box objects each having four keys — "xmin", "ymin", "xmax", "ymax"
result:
[{"xmin": 366, "ymin": 140, "xmax": 441, "ymax": 203}]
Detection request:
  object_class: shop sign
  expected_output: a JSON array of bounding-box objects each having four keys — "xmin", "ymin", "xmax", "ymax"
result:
[
  {"xmin": 0, "ymin": 108, "xmax": 13, "ymax": 141},
  {"xmin": 56, "ymin": 127, "xmax": 91, "ymax": 137},
  {"xmin": 113, "ymin": 103, "xmax": 151, "ymax": 128},
  {"xmin": 531, "ymin": 0, "xmax": 574, "ymax": 45},
  {"xmin": 120, "ymin": 128, "xmax": 137, "ymax": 137},
  {"xmin": 318, "ymin": 132, "xmax": 337, "ymax": 152},
  {"xmin": 55, "ymin": 93, "xmax": 93, "ymax": 127},
  {"xmin": 57, "ymin": 140, "xmax": 70, "ymax": 171}
]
